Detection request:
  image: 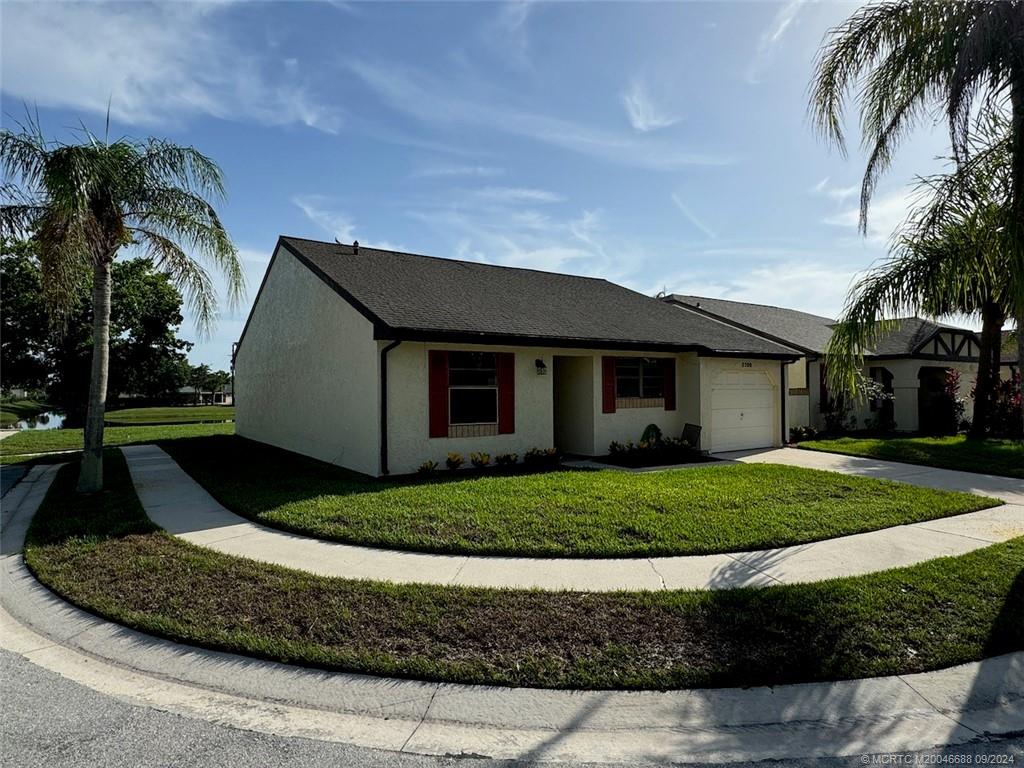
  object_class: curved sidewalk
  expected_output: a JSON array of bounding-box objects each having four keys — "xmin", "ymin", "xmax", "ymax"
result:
[
  {"xmin": 121, "ymin": 444, "xmax": 1024, "ymax": 592},
  {"xmin": 2, "ymin": 467, "xmax": 1021, "ymax": 764}
]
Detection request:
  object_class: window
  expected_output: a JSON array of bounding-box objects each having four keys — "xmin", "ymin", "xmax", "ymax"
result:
[
  {"xmin": 448, "ymin": 352, "xmax": 498, "ymax": 425},
  {"xmin": 613, "ymin": 357, "xmax": 667, "ymax": 409},
  {"xmin": 615, "ymin": 358, "xmax": 664, "ymax": 401}
]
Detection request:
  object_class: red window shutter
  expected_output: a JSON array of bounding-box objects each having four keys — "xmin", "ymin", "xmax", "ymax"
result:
[
  {"xmin": 661, "ymin": 358, "xmax": 676, "ymax": 411},
  {"xmin": 497, "ymin": 352, "xmax": 515, "ymax": 434},
  {"xmin": 428, "ymin": 350, "xmax": 449, "ymax": 438},
  {"xmin": 601, "ymin": 356, "xmax": 617, "ymax": 413}
]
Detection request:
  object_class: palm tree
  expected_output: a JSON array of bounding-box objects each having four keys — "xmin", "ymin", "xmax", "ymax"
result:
[
  {"xmin": 827, "ymin": 141, "xmax": 1012, "ymax": 434},
  {"xmin": 808, "ymin": 0, "xmax": 1024, "ymax": 430},
  {"xmin": 1, "ymin": 120, "xmax": 242, "ymax": 491}
]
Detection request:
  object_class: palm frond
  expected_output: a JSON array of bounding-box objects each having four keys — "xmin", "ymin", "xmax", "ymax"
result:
[{"xmin": 130, "ymin": 227, "xmax": 219, "ymax": 333}]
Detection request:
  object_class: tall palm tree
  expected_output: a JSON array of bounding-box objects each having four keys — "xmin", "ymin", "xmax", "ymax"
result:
[
  {"xmin": 827, "ymin": 143, "xmax": 1012, "ymax": 434},
  {"xmin": 1, "ymin": 121, "xmax": 242, "ymax": 491},
  {"xmin": 809, "ymin": 0, "xmax": 1024, "ymax": 430}
]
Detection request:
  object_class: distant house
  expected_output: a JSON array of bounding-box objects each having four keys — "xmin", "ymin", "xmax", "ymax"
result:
[
  {"xmin": 665, "ymin": 295, "xmax": 1007, "ymax": 434},
  {"xmin": 177, "ymin": 383, "xmax": 233, "ymax": 406},
  {"xmin": 234, "ymin": 237, "xmax": 800, "ymax": 476}
]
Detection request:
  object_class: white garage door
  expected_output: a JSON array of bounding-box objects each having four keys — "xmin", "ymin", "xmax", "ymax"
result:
[{"xmin": 709, "ymin": 366, "xmax": 776, "ymax": 452}]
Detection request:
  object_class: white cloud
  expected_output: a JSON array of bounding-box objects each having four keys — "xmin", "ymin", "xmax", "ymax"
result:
[
  {"xmin": 622, "ymin": 78, "xmax": 681, "ymax": 132},
  {"xmin": 824, "ymin": 189, "xmax": 918, "ymax": 244},
  {"xmin": 811, "ymin": 177, "xmax": 859, "ymax": 203},
  {"xmin": 1, "ymin": 2, "xmax": 342, "ymax": 133},
  {"xmin": 484, "ymin": 1, "xmax": 535, "ymax": 70},
  {"xmin": 348, "ymin": 60, "xmax": 732, "ymax": 170},
  {"xmin": 658, "ymin": 260, "xmax": 860, "ymax": 321},
  {"xmin": 671, "ymin": 193, "xmax": 717, "ymax": 240},
  {"xmin": 293, "ymin": 196, "xmax": 357, "ymax": 243},
  {"xmin": 412, "ymin": 165, "xmax": 506, "ymax": 179},
  {"xmin": 746, "ymin": 0, "xmax": 813, "ymax": 84},
  {"xmin": 474, "ymin": 187, "xmax": 565, "ymax": 203}
]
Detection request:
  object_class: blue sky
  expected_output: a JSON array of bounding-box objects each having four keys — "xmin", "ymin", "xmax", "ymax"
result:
[{"xmin": 2, "ymin": 0, "xmax": 956, "ymax": 368}]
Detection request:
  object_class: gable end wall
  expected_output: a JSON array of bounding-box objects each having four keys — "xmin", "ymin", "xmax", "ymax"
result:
[{"xmin": 234, "ymin": 246, "xmax": 380, "ymax": 475}]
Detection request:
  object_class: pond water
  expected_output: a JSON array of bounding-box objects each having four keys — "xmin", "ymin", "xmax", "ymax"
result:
[{"xmin": 9, "ymin": 411, "xmax": 65, "ymax": 431}]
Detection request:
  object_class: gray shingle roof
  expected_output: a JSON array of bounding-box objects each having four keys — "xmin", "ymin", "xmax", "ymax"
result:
[
  {"xmin": 666, "ymin": 295, "xmax": 836, "ymax": 354},
  {"xmin": 867, "ymin": 317, "xmax": 960, "ymax": 356},
  {"xmin": 275, "ymin": 237, "xmax": 800, "ymax": 357},
  {"xmin": 666, "ymin": 295, "xmax": 986, "ymax": 359}
]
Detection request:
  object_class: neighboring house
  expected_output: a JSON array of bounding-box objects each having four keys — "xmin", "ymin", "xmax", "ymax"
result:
[
  {"xmin": 1002, "ymin": 330, "xmax": 1020, "ymax": 374},
  {"xmin": 665, "ymin": 295, "xmax": 992, "ymax": 434},
  {"xmin": 177, "ymin": 384, "xmax": 234, "ymax": 406},
  {"xmin": 234, "ymin": 237, "xmax": 800, "ymax": 476}
]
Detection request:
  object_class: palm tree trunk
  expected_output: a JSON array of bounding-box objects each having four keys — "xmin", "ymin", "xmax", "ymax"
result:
[
  {"xmin": 1012, "ymin": 74, "xmax": 1024, "ymax": 435},
  {"xmin": 77, "ymin": 258, "xmax": 112, "ymax": 493},
  {"xmin": 970, "ymin": 299, "xmax": 1004, "ymax": 438}
]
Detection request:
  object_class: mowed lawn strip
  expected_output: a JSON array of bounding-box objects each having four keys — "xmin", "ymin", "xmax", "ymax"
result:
[
  {"xmin": 799, "ymin": 435, "xmax": 1024, "ymax": 479},
  {"xmin": 0, "ymin": 422, "xmax": 233, "ymax": 460},
  {"xmin": 104, "ymin": 405, "xmax": 235, "ymax": 425},
  {"xmin": 162, "ymin": 435, "xmax": 999, "ymax": 558},
  {"xmin": 24, "ymin": 453, "xmax": 1024, "ymax": 691}
]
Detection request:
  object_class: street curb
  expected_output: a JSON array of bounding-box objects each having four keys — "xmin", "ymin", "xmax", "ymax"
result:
[{"xmin": 2, "ymin": 461, "xmax": 1022, "ymax": 764}]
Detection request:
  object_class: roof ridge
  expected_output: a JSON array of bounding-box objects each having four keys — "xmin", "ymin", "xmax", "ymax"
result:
[
  {"xmin": 673, "ymin": 294, "xmax": 835, "ymax": 322},
  {"xmin": 279, "ymin": 235, "xmax": 612, "ymax": 283}
]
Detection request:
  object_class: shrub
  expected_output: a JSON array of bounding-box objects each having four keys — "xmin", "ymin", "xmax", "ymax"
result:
[
  {"xmin": 927, "ymin": 369, "xmax": 966, "ymax": 435},
  {"xmin": 789, "ymin": 426, "xmax": 817, "ymax": 443},
  {"xmin": 494, "ymin": 453, "xmax": 518, "ymax": 466},
  {"xmin": 445, "ymin": 452, "xmax": 464, "ymax": 471},
  {"xmin": 523, "ymin": 447, "xmax": 560, "ymax": 469},
  {"xmin": 602, "ymin": 428, "xmax": 709, "ymax": 468},
  {"xmin": 417, "ymin": 460, "xmax": 439, "ymax": 475},
  {"xmin": 470, "ymin": 452, "xmax": 491, "ymax": 468},
  {"xmin": 640, "ymin": 423, "xmax": 663, "ymax": 446},
  {"xmin": 989, "ymin": 371, "xmax": 1023, "ymax": 437}
]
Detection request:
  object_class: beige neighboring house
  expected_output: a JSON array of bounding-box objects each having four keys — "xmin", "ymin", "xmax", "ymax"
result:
[
  {"xmin": 664, "ymin": 295, "xmax": 1003, "ymax": 434},
  {"xmin": 233, "ymin": 237, "xmax": 801, "ymax": 476}
]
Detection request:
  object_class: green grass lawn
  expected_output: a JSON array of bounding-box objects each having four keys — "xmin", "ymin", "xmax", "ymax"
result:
[
  {"xmin": 0, "ymin": 399, "xmax": 53, "ymax": 427},
  {"xmin": 162, "ymin": 435, "xmax": 998, "ymax": 558},
  {"xmin": 0, "ymin": 422, "xmax": 233, "ymax": 462},
  {"xmin": 104, "ymin": 405, "xmax": 234, "ymax": 425},
  {"xmin": 24, "ymin": 451, "xmax": 1023, "ymax": 690},
  {"xmin": 799, "ymin": 435, "xmax": 1024, "ymax": 479}
]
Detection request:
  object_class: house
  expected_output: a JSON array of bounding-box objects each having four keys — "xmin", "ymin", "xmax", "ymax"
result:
[
  {"xmin": 177, "ymin": 383, "xmax": 234, "ymax": 406},
  {"xmin": 664, "ymin": 295, "xmax": 997, "ymax": 433},
  {"xmin": 233, "ymin": 237, "xmax": 800, "ymax": 476},
  {"xmin": 1002, "ymin": 330, "xmax": 1020, "ymax": 374}
]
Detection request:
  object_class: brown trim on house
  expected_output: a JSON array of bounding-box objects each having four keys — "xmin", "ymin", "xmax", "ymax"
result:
[{"xmin": 788, "ymin": 387, "xmax": 809, "ymax": 396}]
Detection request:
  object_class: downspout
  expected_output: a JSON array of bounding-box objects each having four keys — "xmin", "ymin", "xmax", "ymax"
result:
[
  {"xmin": 780, "ymin": 360, "xmax": 788, "ymax": 445},
  {"xmin": 379, "ymin": 340, "xmax": 402, "ymax": 475}
]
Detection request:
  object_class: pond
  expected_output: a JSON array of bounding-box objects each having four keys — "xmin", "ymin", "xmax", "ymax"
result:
[{"xmin": 8, "ymin": 411, "xmax": 65, "ymax": 431}]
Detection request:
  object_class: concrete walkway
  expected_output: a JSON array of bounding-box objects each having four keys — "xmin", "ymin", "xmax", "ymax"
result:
[
  {"xmin": 121, "ymin": 444, "xmax": 1024, "ymax": 592},
  {"xmin": 1, "ymin": 467, "xmax": 1021, "ymax": 764}
]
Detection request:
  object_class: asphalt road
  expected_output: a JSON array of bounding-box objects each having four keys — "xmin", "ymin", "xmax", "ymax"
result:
[{"xmin": 2, "ymin": 649, "xmax": 1022, "ymax": 768}]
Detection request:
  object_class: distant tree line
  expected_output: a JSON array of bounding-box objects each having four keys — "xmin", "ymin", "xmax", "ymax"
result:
[{"xmin": 1, "ymin": 237, "xmax": 229, "ymax": 423}]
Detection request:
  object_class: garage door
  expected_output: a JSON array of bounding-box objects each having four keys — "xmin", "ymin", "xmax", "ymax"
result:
[{"xmin": 709, "ymin": 366, "xmax": 776, "ymax": 452}]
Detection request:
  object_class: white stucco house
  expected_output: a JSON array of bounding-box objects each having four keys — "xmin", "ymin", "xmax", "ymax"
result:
[
  {"xmin": 664, "ymin": 295, "xmax": 1006, "ymax": 434},
  {"xmin": 233, "ymin": 237, "xmax": 802, "ymax": 476}
]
